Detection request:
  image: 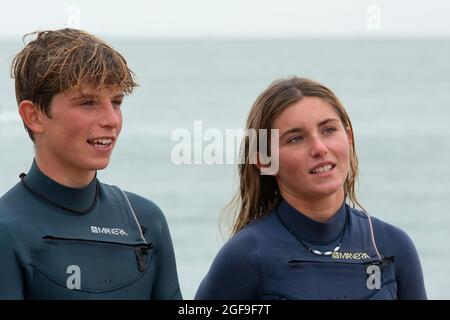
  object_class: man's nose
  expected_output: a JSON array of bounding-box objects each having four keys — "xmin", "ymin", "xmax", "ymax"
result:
[{"xmin": 98, "ymin": 101, "xmax": 120, "ymax": 129}]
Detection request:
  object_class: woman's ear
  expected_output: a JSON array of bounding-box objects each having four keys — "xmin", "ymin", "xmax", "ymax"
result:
[
  {"xmin": 346, "ymin": 126, "xmax": 354, "ymax": 147},
  {"xmin": 18, "ymin": 100, "xmax": 45, "ymax": 135}
]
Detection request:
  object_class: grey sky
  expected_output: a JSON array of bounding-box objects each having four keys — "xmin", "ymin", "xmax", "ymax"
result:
[{"xmin": 0, "ymin": 0, "xmax": 449, "ymax": 38}]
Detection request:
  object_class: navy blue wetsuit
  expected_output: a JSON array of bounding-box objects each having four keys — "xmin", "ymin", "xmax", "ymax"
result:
[
  {"xmin": 0, "ymin": 161, "xmax": 182, "ymax": 299},
  {"xmin": 196, "ymin": 200, "xmax": 427, "ymax": 300}
]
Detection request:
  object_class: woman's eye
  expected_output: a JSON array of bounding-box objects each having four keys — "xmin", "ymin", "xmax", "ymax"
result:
[
  {"xmin": 288, "ymin": 136, "xmax": 303, "ymax": 144},
  {"xmin": 324, "ymin": 127, "xmax": 337, "ymax": 135}
]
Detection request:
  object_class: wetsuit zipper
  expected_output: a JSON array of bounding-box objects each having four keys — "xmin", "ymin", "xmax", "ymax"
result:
[
  {"xmin": 43, "ymin": 235, "xmax": 154, "ymax": 272},
  {"xmin": 288, "ymin": 258, "xmax": 396, "ymax": 299},
  {"xmin": 289, "ymin": 256, "xmax": 394, "ymax": 270}
]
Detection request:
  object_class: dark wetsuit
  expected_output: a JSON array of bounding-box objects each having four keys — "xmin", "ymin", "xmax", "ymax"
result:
[
  {"xmin": 196, "ymin": 200, "xmax": 426, "ymax": 300},
  {"xmin": 0, "ymin": 161, "xmax": 182, "ymax": 299}
]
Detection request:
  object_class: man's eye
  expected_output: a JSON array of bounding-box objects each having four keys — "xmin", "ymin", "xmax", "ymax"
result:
[
  {"xmin": 112, "ymin": 100, "xmax": 123, "ymax": 107},
  {"xmin": 80, "ymin": 100, "xmax": 95, "ymax": 106}
]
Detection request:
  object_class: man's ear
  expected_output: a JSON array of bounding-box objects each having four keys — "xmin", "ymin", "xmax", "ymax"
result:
[{"xmin": 18, "ymin": 100, "xmax": 45, "ymax": 135}]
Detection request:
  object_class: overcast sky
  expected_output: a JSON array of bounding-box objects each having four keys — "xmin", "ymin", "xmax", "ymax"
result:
[{"xmin": 0, "ymin": 0, "xmax": 449, "ymax": 39}]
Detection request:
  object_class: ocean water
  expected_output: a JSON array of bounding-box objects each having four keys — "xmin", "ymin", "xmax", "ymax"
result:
[{"xmin": 1, "ymin": 38, "xmax": 449, "ymax": 299}]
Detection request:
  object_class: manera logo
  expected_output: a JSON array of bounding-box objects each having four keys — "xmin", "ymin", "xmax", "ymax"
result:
[
  {"xmin": 91, "ymin": 226, "xmax": 129, "ymax": 236},
  {"xmin": 331, "ymin": 252, "xmax": 371, "ymax": 260}
]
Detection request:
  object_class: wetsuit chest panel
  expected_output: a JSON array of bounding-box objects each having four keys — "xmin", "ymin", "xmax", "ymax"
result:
[
  {"xmin": 24, "ymin": 225, "xmax": 153, "ymax": 297},
  {"xmin": 259, "ymin": 209, "xmax": 398, "ymax": 300},
  {"xmin": 261, "ymin": 247, "xmax": 397, "ymax": 300},
  {"xmin": 9, "ymin": 184, "xmax": 157, "ymax": 298}
]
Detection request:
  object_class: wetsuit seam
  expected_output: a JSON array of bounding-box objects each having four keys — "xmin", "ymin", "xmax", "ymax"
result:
[
  {"xmin": 252, "ymin": 247, "xmax": 264, "ymax": 299},
  {"xmin": 1, "ymin": 221, "xmax": 34, "ymax": 288},
  {"xmin": 1, "ymin": 221, "xmax": 30, "ymax": 264},
  {"xmin": 29, "ymin": 258, "xmax": 153, "ymax": 294},
  {"xmin": 152, "ymin": 245, "xmax": 163, "ymax": 256},
  {"xmin": 108, "ymin": 185, "xmax": 135, "ymax": 232}
]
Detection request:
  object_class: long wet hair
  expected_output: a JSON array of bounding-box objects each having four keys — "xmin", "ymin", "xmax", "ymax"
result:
[{"xmin": 225, "ymin": 77, "xmax": 365, "ymax": 237}]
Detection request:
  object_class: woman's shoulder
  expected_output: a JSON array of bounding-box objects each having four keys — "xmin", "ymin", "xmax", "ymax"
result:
[
  {"xmin": 234, "ymin": 212, "xmax": 276, "ymax": 239},
  {"xmin": 350, "ymin": 207, "xmax": 418, "ymax": 254},
  {"xmin": 219, "ymin": 213, "xmax": 276, "ymax": 255}
]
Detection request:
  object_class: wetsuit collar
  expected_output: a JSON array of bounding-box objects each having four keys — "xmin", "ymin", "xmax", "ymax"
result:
[
  {"xmin": 278, "ymin": 199, "xmax": 347, "ymax": 245},
  {"xmin": 23, "ymin": 160, "xmax": 98, "ymax": 214}
]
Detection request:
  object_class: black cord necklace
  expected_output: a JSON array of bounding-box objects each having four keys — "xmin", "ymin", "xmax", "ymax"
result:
[
  {"xmin": 19, "ymin": 173, "xmax": 99, "ymax": 215},
  {"xmin": 276, "ymin": 205, "xmax": 348, "ymax": 256}
]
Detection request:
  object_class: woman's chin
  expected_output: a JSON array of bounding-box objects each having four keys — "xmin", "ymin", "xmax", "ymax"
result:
[{"xmin": 308, "ymin": 183, "xmax": 343, "ymax": 199}]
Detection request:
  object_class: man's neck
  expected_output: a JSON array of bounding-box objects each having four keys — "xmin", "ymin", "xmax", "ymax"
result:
[
  {"xmin": 280, "ymin": 188, "xmax": 345, "ymax": 223},
  {"xmin": 34, "ymin": 155, "xmax": 96, "ymax": 188}
]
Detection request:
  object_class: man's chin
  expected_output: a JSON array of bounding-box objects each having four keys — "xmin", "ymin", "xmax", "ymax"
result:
[{"xmin": 88, "ymin": 159, "xmax": 111, "ymax": 171}]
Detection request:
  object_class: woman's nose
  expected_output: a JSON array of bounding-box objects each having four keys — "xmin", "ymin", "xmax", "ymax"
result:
[{"xmin": 309, "ymin": 136, "xmax": 328, "ymax": 158}]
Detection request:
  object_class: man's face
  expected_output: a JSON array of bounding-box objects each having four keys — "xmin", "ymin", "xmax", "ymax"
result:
[{"xmin": 37, "ymin": 86, "xmax": 124, "ymax": 176}]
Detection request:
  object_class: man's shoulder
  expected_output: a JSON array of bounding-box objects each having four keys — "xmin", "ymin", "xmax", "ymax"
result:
[
  {"xmin": 111, "ymin": 188, "xmax": 167, "ymax": 228},
  {"xmin": 100, "ymin": 183, "xmax": 163, "ymax": 215},
  {"xmin": 123, "ymin": 190, "xmax": 163, "ymax": 215},
  {"xmin": 0, "ymin": 182, "xmax": 26, "ymax": 218}
]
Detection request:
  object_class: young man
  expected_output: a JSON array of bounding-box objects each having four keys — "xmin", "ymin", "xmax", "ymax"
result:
[{"xmin": 0, "ymin": 29, "xmax": 182, "ymax": 299}]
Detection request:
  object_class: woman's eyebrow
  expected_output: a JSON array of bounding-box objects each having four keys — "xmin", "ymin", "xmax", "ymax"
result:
[
  {"xmin": 280, "ymin": 118, "xmax": 340, "ymax": 138},
  {"xmin": 318, "ymin": 118, "xmax": 339, "ymax": 126},
  {"xmin": 280, "ymin": 127, "xmax": 303, "ymax": 139}
]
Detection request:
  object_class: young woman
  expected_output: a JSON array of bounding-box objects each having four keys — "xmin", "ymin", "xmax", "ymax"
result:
[{"xmin": 196, "ymin": 77, "xmax": 426, "ymax": 300}]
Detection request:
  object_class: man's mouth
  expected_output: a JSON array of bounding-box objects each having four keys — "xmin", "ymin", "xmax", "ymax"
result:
[
  {"xmin": 309, "ymin": 164, "xmax": 336, "ymax": 175},
  {"xmin": 87, "ymin": 137, "xmax": 114, "ymax": 148}
]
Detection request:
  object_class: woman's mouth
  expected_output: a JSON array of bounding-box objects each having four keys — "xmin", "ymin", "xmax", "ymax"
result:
[{"xmin": 309, "ymin": 164, "xmax": 336, "ymax": 175}]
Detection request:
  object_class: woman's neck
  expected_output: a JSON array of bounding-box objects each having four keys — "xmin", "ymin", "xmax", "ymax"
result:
[{"xmin": 280, "ymin": 188, "xmax": 345, "ymax": 223}]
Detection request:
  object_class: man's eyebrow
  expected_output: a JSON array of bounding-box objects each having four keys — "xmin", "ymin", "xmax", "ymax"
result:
[
  {"xmin": 112, "ymin": 94, "xmax": 125, "ymax": 99},
  {"xmin": 69, "ymin": 93, "xmax": 125, "ymax": 101},
  {"xmin": 70, "ymin": 93, "xmax": 98, "ymax": 101},
  {"xmin": 280, "ymin": 118, "xmax": 340, "ymax": 139}
]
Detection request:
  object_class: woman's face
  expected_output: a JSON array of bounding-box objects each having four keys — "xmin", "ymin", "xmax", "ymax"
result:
[{"xmin": 272, "ymin": 96, "xmax": 352, "ymax": 201}]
